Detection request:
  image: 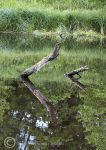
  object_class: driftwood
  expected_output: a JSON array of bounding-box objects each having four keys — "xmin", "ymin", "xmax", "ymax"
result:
[
  {"xmin": 21, "ymin": 43, "xmax": 61, "ymax": 124},
  {"xmin": 64, "ymin": 66, "xmax": 88, "ymax": 91}
]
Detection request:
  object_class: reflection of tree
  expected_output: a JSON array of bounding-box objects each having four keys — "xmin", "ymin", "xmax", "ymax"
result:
[
  {"xmin": 0, "ymin": 44, "xmax": 105, "ymax": 149},
  {"xmin": 0, "ymin": 99, "xmax": 10, "ymax": 147},
  {"xmin": 77, "ymin": 89, "xmax": 106, "ymax": 150},
  {"xmin": 16, "ymin": 127, "xmax": 36, "ymax": 150},
  {"xmin": 0, "ymin": 80, "xmax": 97, "ymax": 149},
  {"xmin": 0, "ymin": 83, "xmax": 10, "ymax": 147}
]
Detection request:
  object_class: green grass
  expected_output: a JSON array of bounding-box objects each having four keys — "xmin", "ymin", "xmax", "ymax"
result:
[
  {"xmin": 0, "ymin": 0, "xmax": 105, "ymax": 10},
  {"xmin": 0, "ymin": 2, "xmax": 106, "ymax": 34},
  {"xmin": 0, "ymin": 1, "xmax": 106, "ymax": 148}
]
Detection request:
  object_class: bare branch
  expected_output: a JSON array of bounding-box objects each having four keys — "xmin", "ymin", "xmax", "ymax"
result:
[
  {"xmin": 64, "ymin": 66, "xmax": 88, "ymax": 78},
  {"xmin": 21, "ymin": 43, "xmax": 61, "ymax": 77},
  {"xmin": 64, "ymin": 66, "xmax": 88, "ymax": 91},
  {"xmin": 21, "ymin": 43, "xmax": 61, "ymax": 124}
]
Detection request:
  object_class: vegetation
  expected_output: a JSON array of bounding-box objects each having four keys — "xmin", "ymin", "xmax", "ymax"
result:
[
  {"xmin": 0, "ymin": 46, "xmax": 105, "ymax": 100},
  {"xmin": 0, "ymin": 0, "xmax": 106, "ymax": 10},
  {"xmin": 0, "ymin": 0, "xmax": 106, "ymax": 150},
  {"xmin": 0, "ymin": 0, "xmax": 106, "ymax": 35},
  {"xmin": 0, "ymin": 45, "xmax": 106, "ymax": 149}
]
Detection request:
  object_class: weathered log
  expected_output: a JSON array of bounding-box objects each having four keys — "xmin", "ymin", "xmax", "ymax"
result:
[
  {"xmin": 64, "ymin": 66, "xmax": 88, "ymax": 79},
  {"xmin": 21, "ymin": 43, "xmax": 61, "ymax": 77},
  {"xmin": 64, "ymin": 66, "xmax": 88, "ymax": 90},
  {"xmin": 21, "ymin": 43, "xmax": 61, "ymax": 124}
]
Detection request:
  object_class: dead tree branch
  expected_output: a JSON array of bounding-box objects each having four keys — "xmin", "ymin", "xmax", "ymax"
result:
[
  {"xmin": 21, "ymin": 43, "xmax": 61, "ymax": 77},
  {"xmin": 21, "ymin": 43, "xmax": 61, "ymax": 123},
  {"xmin": 64, "ymin": 66, "xmax": 88, "ymax": 90}
]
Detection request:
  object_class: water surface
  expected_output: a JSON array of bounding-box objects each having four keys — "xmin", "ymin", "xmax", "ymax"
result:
[{"xmin": 0, "ymin": 33, "xmax": 106, "ymax": 150}]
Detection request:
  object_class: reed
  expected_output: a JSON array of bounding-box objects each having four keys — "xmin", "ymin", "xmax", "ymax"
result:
[
  {"xmin": 0, "ymin": 0, "xmax": 105, "ymax": 10},
  {"xmin": 0, "ymin": 8, "xmax": 106, "ymax": 34}
]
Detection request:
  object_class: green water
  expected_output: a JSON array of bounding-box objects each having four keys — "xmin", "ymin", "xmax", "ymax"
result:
[{"xmin": 0, "ymin": 33, "xmax": 106, "ymax": 150}]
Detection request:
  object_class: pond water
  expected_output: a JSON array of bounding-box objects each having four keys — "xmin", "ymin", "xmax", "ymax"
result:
[{"xmin": 0, "ymin": 33, "xmax": 106, "ymax": 150}]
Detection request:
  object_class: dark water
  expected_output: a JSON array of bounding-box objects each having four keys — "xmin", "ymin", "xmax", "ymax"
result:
[
  {"xmin": 0, "ymin": 80, "xmax": 96, "ymax": 150},
  {"xmin": 0, "ymin": 33, "xmax": 106, "ymax": 150}
]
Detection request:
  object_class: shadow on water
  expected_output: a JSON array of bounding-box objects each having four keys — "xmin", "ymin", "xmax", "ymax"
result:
[{"xmin": 0, "ymin": 80, "xmax": 96, "ymax": 150}]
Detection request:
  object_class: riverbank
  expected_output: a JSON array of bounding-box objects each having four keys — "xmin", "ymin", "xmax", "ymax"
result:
[{"xmin": 0, "ymin": 8, "xmax": 106, "ymax": 35}]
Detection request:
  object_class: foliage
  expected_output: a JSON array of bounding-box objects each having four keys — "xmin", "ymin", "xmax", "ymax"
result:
[
  {"xmin": 0, "ymin": 43, "xmax": 106, "ymax": 101},
  {"xmin": 0, "ymin": 5, "xmax": 106, "ymax": 33},
  {"xmin": 0, "ymin": 0, "xmax": 106, "ymax": 149},
  {"xmin": 0, "ymin": 99, "xmax": 10, "ymax": 123}
]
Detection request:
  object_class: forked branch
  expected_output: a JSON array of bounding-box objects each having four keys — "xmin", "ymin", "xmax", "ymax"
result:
[{"xmin": 64, "ymin": 66, "xmax": 88, "ymax": 90}]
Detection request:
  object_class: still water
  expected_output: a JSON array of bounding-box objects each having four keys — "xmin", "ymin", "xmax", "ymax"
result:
[{"xmin": 0, "ymin": 33, "xmax": 106, "ymax": 150}]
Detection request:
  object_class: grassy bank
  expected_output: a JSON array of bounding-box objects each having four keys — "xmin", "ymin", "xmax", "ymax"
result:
[
  {"xmin": 0, "ymin": 0, "xmax": 106, "ymax": 10},
  {"xmin": 0, "ymin": 8, "xmax": 106, "ymax": 34}
]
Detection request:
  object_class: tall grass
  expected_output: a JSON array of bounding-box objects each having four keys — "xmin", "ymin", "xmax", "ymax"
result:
[
  {"xmin": 0, "ymin": 0, "xmax": 105, "ymax": 10},
  {"xmin": 0, "ymin": 8, "xmax": 106, "ymax": 34},
  {"xmin": 65, "ymin": 9, "xmax": 106, "ymax": 34}
]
